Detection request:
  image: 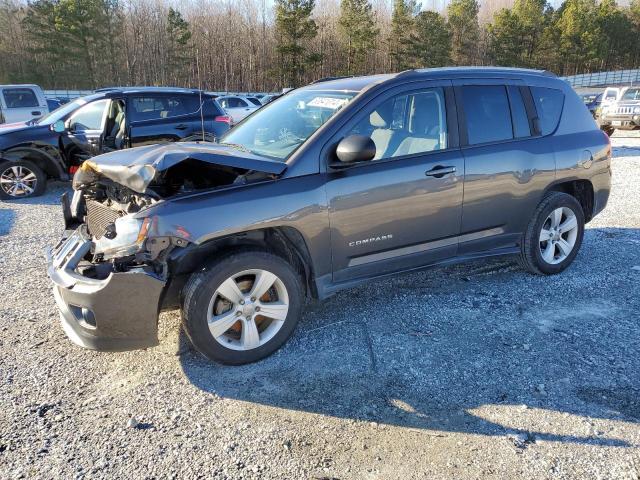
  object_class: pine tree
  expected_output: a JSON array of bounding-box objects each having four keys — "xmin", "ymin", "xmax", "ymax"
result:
[
  {"xmin": 595, "ymin": 0, "xmax": 633, "ymax": 70},
  {"xmin": 338, "ymin": 0, "xmax": 378, "ymax": 75},
  {"xmin": 274, "ymin": 0, "xmax": 319, "ymax": 87},
  {"xmin": 166, "ymin": 8, "xmax": 193, "ymax": 86},
  {"xmin": 487, "ymin": 9, "xmax": 526, "ymax": 66},
  {"xmin": 389, "ymin": 0, "xmax": 418, "ymax": 71},
  {"xmin": 412, "ymin": 11, "xmax": 451, "ymax": 68},
  {"xmin": 555, "ymin": 0, "xmax": 601, "ymax": 74},
  {"xmin": 447, "ymin": 0, "xmax": 480, "ymax": 65}
]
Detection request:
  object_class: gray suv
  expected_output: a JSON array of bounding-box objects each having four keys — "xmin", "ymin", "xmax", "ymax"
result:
[{"xmin": 47, "ymin": 68, "xmax": 611, "ymax": 364}]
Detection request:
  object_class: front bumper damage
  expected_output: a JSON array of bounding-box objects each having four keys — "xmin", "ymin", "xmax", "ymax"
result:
[{"xmin": 46, "ymin": 226, "xmax": 165, "ymax": 351}]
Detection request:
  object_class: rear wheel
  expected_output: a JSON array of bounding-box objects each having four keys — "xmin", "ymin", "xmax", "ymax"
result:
[
  {"xmin": 519, "ymin": 192, "xmax": 585, "ymax": 275},
  {"xmin": 0, "ymin": 160, "xmax": 46, "ymax": 200},
  {"xmin": 181, "ymin": 250, "xmax": 303, "ymax": 364}
]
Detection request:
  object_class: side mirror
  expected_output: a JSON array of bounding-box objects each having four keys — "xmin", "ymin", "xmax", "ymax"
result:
[
  {"xmin": 335, "ymin": 135, "xmax": 376, "ymax": 164},
  {"xmin": 52, "ymin": 120, "xmax": 66, "ymax": 133}
]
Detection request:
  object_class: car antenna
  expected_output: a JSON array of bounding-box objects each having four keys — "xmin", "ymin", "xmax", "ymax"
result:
[{"xmin": 196, "ymin": 48, "xmax": 205, "ymax": 142}]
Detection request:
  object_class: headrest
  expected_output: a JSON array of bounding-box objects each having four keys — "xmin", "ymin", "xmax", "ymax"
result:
[{"xmin": 370, "ymin": 111, "xmax": 387, "ymax": 128}]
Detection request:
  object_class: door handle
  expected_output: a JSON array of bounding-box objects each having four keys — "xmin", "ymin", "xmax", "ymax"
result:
[
  {"xmin": 31, "ymin": 111, "xmax": 42, "ymax": 116},
  {"xmin": 175, "ymin": 124, "xmax": 188, "ymax": 130},
  {"xmin": 425, "ymin": 166, "xmax": 456, "ymax": 178}
]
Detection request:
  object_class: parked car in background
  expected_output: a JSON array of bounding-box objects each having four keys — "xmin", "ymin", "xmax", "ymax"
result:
[
  {"xmin": 47, "ymin": 68, "xmax": 610, "ymax": 365},
  {"xmin": 579, "ymin": 92, "xmax": 602, "ymax": 118},
  {"xmin": 598, "ymin": 86, "xmax": 640, "ymax": 135},
  {"xmin": 216, "ymin": 95, "xmax": 260, "ymax": 123},
  {"xmin": 0, "ymin": 87, "xmax": 230, "ymax": 199},
  {"xmin": 245, "ymin": 96, "xmax": 263, "ymax": 107},
  {"xmin": 47, "ymin": 98, "xmax": 62, "ymax": 111},
  {"xmin": 260, "ymin": 94, "xmax": 278, "ymax": 104},
  {"xmin": 597, "ymin": 86, "xmax": 621, "ymax": 117},
  {"xmin": 0, "ymin": 84, "xmax": 49, "ymax": 124}
]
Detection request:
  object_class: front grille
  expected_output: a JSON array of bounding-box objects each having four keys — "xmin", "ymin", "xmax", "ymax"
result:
[
  {"xmin": 86, "ymin": 200, "xmax": 122, "ymax": 239},
  {"xmin": 615, "ymin": 106, "xmax": 635, "ymax": 114}
]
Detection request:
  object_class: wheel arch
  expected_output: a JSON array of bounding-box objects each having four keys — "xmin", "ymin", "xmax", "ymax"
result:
[
  {"xmin": 544, "ymin": 179, "xmax": 595, "ymax": 222},
  {"xmin": 1, "ymin": 144, "xmax": 67, "ymax": 180},
  {"xmin": 166, "ymin": 226, "xmax": 318, "ymax": 305}
]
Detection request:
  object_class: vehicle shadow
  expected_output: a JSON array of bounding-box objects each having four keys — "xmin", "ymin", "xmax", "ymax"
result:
[
  {"xmin": 178, "ymin": 226, "xmax": 640, "ymax": 447},
  {"xmin": 0, "ymin": 208, "xmax": 15, "ymax": 235}
]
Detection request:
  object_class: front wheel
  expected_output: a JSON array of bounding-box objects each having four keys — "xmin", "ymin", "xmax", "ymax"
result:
[
  {"xmin": 519, "ymin": 192, "xmax": 585, "ymax": 275},
  {"xmin": 0, "ymin": 160, "xmax": 46, "ymax": 200},
  {"xmin": 181, "ymin": 250, "xmax": 304, "ymax": 364}
]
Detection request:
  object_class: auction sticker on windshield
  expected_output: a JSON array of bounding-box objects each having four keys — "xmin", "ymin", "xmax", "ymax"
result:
[{"xmin": 307, "ymin": 97, "xmax": 350, "ymax": 110}]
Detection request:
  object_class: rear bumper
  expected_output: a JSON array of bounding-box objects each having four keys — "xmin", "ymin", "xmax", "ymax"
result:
[{"xmin": 46, "ymin": 227, "xmax": 165, "ymax": 351}]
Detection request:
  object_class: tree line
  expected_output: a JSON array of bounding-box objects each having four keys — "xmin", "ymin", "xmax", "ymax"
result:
[{"xmin": 0, "ymin": 0, "xmax": 639, "ymax": 92}]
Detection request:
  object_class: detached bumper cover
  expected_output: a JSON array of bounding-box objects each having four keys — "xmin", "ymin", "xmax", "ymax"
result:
[{"xmin": 46, "ymin": 227, "xmax": 165, "ymax": 351}]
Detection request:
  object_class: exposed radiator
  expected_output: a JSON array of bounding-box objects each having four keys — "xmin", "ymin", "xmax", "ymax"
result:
[{"xmin": 86, "ymin": 200, "xmax": 122, "ymax": 239}]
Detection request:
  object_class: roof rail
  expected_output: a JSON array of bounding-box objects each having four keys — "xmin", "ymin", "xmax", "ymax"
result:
[{"xmin": 311, "ymin": 76, "xmax": 353, "ymax": 84}]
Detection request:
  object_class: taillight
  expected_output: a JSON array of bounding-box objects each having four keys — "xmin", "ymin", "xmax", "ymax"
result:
[
  {"xmin": 215, "ymin": 115, "xmax": 232, "ymax": 125},
  {"xmin": 69, "ymin": 166, "xmax": 79, "ymax": 174}
]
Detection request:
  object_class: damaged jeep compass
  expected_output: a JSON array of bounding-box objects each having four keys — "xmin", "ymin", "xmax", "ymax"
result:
[{"xmin": 47, "ymin": 68, "xmax": 611, "ymax": 364}]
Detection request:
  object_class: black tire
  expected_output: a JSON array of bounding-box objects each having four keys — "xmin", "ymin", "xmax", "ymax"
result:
[
  {"xmin": 0, "ymin": 159, "xmax": 46, "ymax": 200},
  {"xmin": 518, "ymin": 191, "xmax": 585, "ymax": 275},
  {"xmin": 181, "ymin": 250, "xmax": 304, "ymax": 365}
]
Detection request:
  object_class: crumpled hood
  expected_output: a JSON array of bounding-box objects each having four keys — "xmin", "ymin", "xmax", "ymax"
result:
[{"xmin": 76, "ymin": 142, "xmax": 287, "ymax": 193}]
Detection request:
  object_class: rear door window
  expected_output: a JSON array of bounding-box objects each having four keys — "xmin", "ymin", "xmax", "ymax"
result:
[
  {"xmin": 461, "ymin": 85, "xmax": 513, "ymax": 145},
  {"xmin": 530, "ymin": 87, "xmax": 564, "ymax": 136},
  {"xmin": 3, "ymin": 88, "xmax": 39, "ymax": 108},
  {"xmin": 129, "ymin": 95, "xmax": 200, "ymax": 122}
]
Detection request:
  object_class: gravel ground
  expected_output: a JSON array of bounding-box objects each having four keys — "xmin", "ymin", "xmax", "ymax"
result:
[{"xmin": 1, "ymin": 133, "xmax": 639, "ymax": 480}]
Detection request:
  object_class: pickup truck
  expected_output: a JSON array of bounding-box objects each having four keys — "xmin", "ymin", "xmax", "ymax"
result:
[
  {"xmin": 0, "ymin": 87, "xmax": 230, "ymax": 199},
  {"xmin": 0, "ymin": 84, "xmax": 49, "ymax": 124},
  {"xmin": 47, "ymin": 68, "xmax": 611, "ymax": 365}
]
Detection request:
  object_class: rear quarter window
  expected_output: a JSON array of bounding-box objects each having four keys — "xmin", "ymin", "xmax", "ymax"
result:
[{"xmin": 530, "ymin": 87, "xmax": 564, "ymax": 136}]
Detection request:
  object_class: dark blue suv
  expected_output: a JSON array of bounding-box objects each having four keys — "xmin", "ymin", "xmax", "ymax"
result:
[{"xmin": 0, "ymin": 87, "xmax": 230, "ymax": 199}]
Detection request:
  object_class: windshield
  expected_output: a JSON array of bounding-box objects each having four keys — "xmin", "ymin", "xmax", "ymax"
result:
[
  {"xmin": 621, "ymin": 88, "xmax": 640, "ymax": 101},
  {"xmin": 36, "ymin": 97, "xmax": 88, "ymax": 125},
  {"xmin": 219, "ymin": 89, "xmax": 358, "ymax": 160}
]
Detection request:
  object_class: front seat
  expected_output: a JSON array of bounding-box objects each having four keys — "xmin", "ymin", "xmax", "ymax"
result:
[
  {"xmin": 369, "ymin": 100, "xmax": 403, "ymax": 160},
  {"xmin": 393, "ymin": 95, "xmax": 441, "ymax": 156},
  {"xmin": 108, "ymin": 102, "xmax": 126, "ymax": 150}
]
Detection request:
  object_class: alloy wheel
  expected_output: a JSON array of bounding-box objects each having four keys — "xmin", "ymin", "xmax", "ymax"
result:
[
  {"xmin": 539, "ymin": 207, "xmax": 579, "ymax": 264},
  {"xmin": 207, "ymin": 269, "xmax": 290, "ymax": 351},
  {"xmin": 0, "ymin": 165, "xmax": 38, "ymax": 198}
]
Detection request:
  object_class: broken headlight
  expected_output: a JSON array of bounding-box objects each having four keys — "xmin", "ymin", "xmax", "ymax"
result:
[{"xmin": 93, "ymin": 215, "xmax": 151, "ymax": 260}]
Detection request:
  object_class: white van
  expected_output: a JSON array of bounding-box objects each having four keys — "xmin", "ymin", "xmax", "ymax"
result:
[{"xmin": 0, "ymin": 84, "xmax": 49, "ymax": 124}]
